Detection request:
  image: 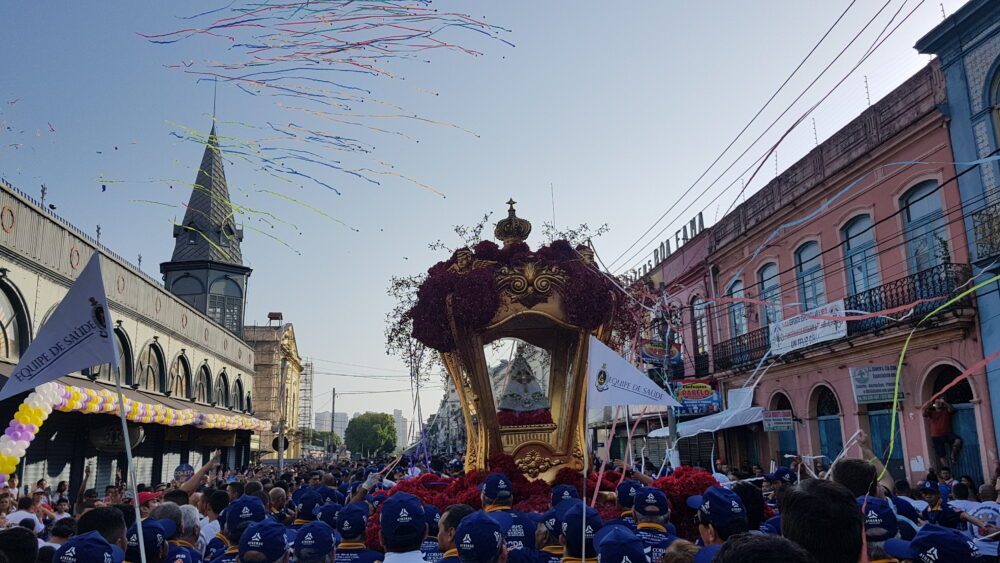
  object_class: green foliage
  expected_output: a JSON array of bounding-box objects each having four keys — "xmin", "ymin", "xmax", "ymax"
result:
[
  {"xmin": 308, "ymin": 430, "xmax": 343, "ymax": 450},
  {"xmin": 344, "ymin": 412, "xmax": 397, "ymax": 455}
]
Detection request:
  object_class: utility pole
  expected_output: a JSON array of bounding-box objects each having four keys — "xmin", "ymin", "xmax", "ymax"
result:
[
  {"xmin": 276, "ymin": 357, "xmax": 289, "ymax": 471},
  {"xmin": 330, "ymin": 387, "xmax": 336, "ymax": 460}
]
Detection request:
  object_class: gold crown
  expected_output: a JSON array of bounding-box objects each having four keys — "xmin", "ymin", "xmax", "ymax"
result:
[{"xmin": 494, "ymin": 199, "xmax": 532, "ymax": 246}]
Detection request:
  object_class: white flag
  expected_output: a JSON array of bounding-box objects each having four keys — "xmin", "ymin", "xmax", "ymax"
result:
[
  {"xmin": 586, "ymin": 336, "xmax": 680, "ymax": 410},
  {"xmin": 0, "ymin": 254, "xmax": 117, "ymax": 401}
]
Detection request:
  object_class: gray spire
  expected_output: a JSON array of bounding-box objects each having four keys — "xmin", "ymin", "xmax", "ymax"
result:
[{"xmin": 170, "ymin": 124, "xmax": 245, "ymax": 265}]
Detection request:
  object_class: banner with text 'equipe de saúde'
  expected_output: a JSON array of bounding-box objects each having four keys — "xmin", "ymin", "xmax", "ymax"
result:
[
  {"xmin": 0, "ymin": 253, "xmax": 117, "ymax": 402},
  {"xmin": 586, "ymin": 336, "xmax": 681, "ymax": 410}
]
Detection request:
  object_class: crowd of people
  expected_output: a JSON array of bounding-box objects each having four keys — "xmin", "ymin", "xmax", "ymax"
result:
[{"xmin": 0, "ymin": 443, "xmax": 997, "ymax": 563}]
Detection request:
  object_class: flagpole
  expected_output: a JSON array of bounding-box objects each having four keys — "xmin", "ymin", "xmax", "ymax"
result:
[{"xmin": 112, "ymin": 371, "xmax": 146, "ymax": 563}]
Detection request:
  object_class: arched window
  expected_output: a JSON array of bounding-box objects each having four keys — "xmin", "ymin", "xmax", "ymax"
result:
[
  {"xmin": 215, "ymin": 371, "xmax": 231, "ymax": 408},
  {"xmin": 726, "ymin": 280, "xmax": 747, "ymax": 338},
  {"xmin": 901, "ymin": 181, "xmax": 948, "ymax": 273},
  {"xmin": 171, "ymin": 275, "xmax": 203, "ymax": 297},
  {"xmin": 795, "ymin": 242, "xmax": 825, "ymax": 311},
  {"xmin": 233, "ymin": 379, "xmax": 245, "ymax": 411},
  {"xmin": 169, "ymin": 355, "xmax": 191, "ymax": 398},
  {"xmin": 816, "ymin": 387, "xmax": 840, "ymax": 417},
  {"xmin": 757, "ymin": 263, "xmax": 781, "ymax": 326},
  {"xmin": 246, "ymin": 393, "xmax": 253, "ymax": 414},
  {"xmin": 86, "ymin": 329, "xmax": 132, "ymax": 384},
  {"xmin": 194, "ymin": 366, "xmax": 212, "ymax": 403},
  {"xmin": 842, "ymin": 215, "xmax": 881, "ymax": 295},
  {"xmin": 136, "ymin": 342, "xmax": 165, "ymax": 392},
  {"xmin": 0, "ymin": 282, "xmax": 28, "ymax": 363},
  {"xmin": 208, "ymin": 278, "xmax": 242, "ymax": 334}
]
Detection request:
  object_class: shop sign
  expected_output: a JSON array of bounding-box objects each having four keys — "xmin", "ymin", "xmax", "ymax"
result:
[
  {"xmin": 763, "ymin": 410, "xmax": 794, "ymax": 432},
  {"xmin": 769, "ymin": 300, "xmax": 847, "ymax": 355},
  {"xmin": 89, "ymin": 424, "xmax": 144, "ymax": 452},
  {"xmin": 673, "ymin": 379, "xmax": 721, "ymax": 416},
  {"xmin": 850, "ymin": 365, "xmax": 904, "ymax": 404},
  {"xmin": 198, "ymin": 431, "xmax": 236, "ymax": 447}
]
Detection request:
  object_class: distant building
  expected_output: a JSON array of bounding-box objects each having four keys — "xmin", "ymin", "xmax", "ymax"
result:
[
  {"xmin": 426, "ymin": 381, "xmax": 465, "ymax": 455},
  {"xmin": 393, "ymin": 409, "xmax": 409, "ymax": 450},
  {"xmin": 315, "ymin": 411, "xmax": 332, "ymax": 433},
  {"xmin": 245, "ymin": 323, "xmax": 303, "ymax": 460},
  {"xmin": 333, "ymin": 412, "xmax": 349, "ymax": 438}
]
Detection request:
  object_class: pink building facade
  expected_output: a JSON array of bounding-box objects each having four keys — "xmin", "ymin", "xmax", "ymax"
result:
[{"xmin": 702, "ymin": 63, "xmax": 996, "ymax": 483}]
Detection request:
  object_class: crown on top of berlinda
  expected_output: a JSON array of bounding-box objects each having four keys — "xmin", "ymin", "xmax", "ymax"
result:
[{"xmin": 494, "ymin": 199, "xmax": 532, "ymax": 246}]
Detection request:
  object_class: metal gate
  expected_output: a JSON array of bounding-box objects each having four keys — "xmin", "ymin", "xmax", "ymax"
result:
[
  {"xmin": 777, "ymin": 428, "xmax": 798, "ymax": 465},
  {"xmin": 951, "ymin": 404, "xmax": 983, "ymax": 485},
  {"xmin": 868, "ymin": 410, "xmax": 905, "ymax": 482},
  {"xmin": 817, "ymin": 416, "xmax": 843, "ymax": 467},
  {"xmin": 161, "ymin": 443, "xmax": 183, "ymax": 485},
  {"xmin": 678, "ymin": 433, "xmax": 716, "ymax": 470}
]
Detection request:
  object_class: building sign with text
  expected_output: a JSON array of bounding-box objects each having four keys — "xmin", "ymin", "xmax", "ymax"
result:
[
  {"xmin": 769, "ymin": 300, "xmax": 847, "ymax": 355},
  {"xmin": 763, "ymin": 410, "xmax": 794, "ymax": 432},
  {"xmin": 850, "ymin": 365, "xmax": 904, "ymax": 404},
  {"xmin": 673, "ymin": 379, "xmax": 722, "ymax": 416}
]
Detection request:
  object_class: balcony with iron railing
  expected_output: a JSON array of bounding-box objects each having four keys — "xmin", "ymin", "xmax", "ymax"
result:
[
  {"xmin": 973, "ymin": 201, "xmax": 1000, "ymax": 265},
  {"xmin": 712, "ymin": 263, "xmax": 972, "ymax": 371}
]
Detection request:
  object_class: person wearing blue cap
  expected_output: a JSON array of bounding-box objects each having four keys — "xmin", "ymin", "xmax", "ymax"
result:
[
  {"xmin": 885, "ymin": 523, "xmax": 982, "ymax": 562},
  {"xmin": 437, "ymin": 504, "xmax": 476, "ymax": 563},
  {"xmin": 489, "ymin": 509, "xmax": 539, "ymax": 554},
  {"xmin": 559, "ymin": 501, "xmax": 603, "ymax": 562},
  {"xmin": 292, "ymin": 490, "xmax": 324, "ymax": 529},
  {"xmin": 631, "ymin": 487, "xmax": 677, "ymax": 561},
  {"xmin": 55, "ymin": 530, "xmax": 126, "ymax": 563},
  {"xmin": 550, "ymin": 486, "xmax": 579, "ymax": 509},
  {"xmin": 481, "ymin": 474, "xmax": 515, "ymax": 513},
  {"xmin": 762, "ymin": 467, "xmax": 796, "ymax": 509},
  {"xmin": 686, "ymin": 486, "xmax": 748, "ymax": 561},
  {"xmin": 603, "ymin": 480, "xmax": 640, "ymax": 531},
  {"xmin": 295, "ymin": 521, "xmax": 338, "ymax": 563},
  {"xmin": 857, "ymin": 497, "xmax": 899, "ymax": 563},
  {"xmin": 422, "ymin": 505, "xmax": 444, "ymax": 563},
  {"xmin": 239, "ymin": 519, "xmax": 289, "ymax": 563},
  {"xmin": 918, "ymin": 479, "xmax": 994, "ymax": 531},
  {"xmin": 125, "ymin": 519, "xmax": 176, "ymax": 563},
  {"xmin": 380, "ymin": 493, "xmax": 428, "ymax": 563},
  {"xmin": 208, "ymin": 496, "xmax": 267, "ymax": 563},
  {"xmin": 334, "ymin": 503, "xmax": 383, "ymax": 563},
  {"xmin": 592, "ymin": 525, "xmax": 645, "ymax": 563},
  {"xmin": 534, "ymin": 500, "xmax": 571, "ymax": 563},
  {"xmin": 455, "ymin": 511, "xmax": 506, "ymax": 563}
]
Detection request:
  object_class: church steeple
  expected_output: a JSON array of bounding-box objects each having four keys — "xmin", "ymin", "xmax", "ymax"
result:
[
  {"xmin": 170, "ymin": 125, "xmax": 245, "ymax": 265},
  {"xmin": 161, "ymin": 123, "xmax": 252, "ymax": 338}
]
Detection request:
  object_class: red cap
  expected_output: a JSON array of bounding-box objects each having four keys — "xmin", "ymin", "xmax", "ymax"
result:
[{"xmin": 136, "ymin": 492, "xmax": 161, "ymax": 506}]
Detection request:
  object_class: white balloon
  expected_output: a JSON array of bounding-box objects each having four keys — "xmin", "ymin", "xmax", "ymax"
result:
[{"xmin": 16, "ymin": 440, "xmax": 28, "ymax": 450}]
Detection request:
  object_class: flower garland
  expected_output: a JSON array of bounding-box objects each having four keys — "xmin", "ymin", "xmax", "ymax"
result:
[
  {"xmin": 409, "ymin": 240, "xmax": 619, "ymax": 353},
  {"xmin": 496, "ymin": 409, "xmax": 554, "ymax": 426}
]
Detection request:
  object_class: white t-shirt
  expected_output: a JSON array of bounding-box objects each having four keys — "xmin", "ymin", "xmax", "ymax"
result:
[
  {"xmin": 52, "ymin": 512, "xmax": 72, "ymax": 522},
  {"xmin": 972, "ymin": 501, "xmax": 1000, "ymax": 556},
  {"xmin": 951, "ymin": 499, "xmax": 982, "ymax": 537},
  {"xmin": 7, "ymin": 510, "xmax": 43, "ymax": 533},
  {"xmin": 898, "ymin": 495, "xmax": 929, "ymax": 512},
  {"xmin": 198, "ymin": 517, "xmax": 220, "ymax": 553}
]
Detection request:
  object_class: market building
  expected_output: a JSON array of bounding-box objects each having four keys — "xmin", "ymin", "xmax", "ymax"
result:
[
  {"xmin": 703, "ymin": 62, "xmax": 995, "ymax": 483},
  {"xmin": 0, "ymin": 124, "xmax": 267, "ymax": 493},
  {"xmin": 917, "ymin": 0, "xmax": 1000, "ymax": 456}
]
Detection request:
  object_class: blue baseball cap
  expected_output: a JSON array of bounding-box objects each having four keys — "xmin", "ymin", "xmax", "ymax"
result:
[
  {"xmin": 126, "ymin": 518, "xmax": 176, "ymax": 562},
  {"xmin": 482, "ymin": 473, "xmax": 513, "ymax": 500},
  {"xmin": 551, "ymin": 485, "xmax": 579, "ymax": 506},
  {"xmin": 317, "ymin": 503, "xmax": 342, "ymax": 529},
  {"xmin": 857, "ymin": 497, "xmax": 898, "ymax": 542},
  {"xmin": 226, "ymin": 495, "xmax": 267, "ymax": 533},
  {"xmin": 919, "ymin": 480, "xmax": 941, "ymax": 493},
  {"xmin": 489, "ymin": 510, "xmax": 536, "ymax": 550},
  {"xmin": 425, "ymin": 505, "xmax": 442, "ymax": 536},
  {"xmin": 380, "ymin": 492, "xmax": 426, "ymax": 543},
  {"xmin": 456, "ymin": 511, "xmax": 505, "ymax": 563},
  {"xmin": 885, "ymin": 524, "xmax": 981, "ymax": 562},
  {"xmin": 369, "ymin": 492, "xmax": 388, "ymax": 510},
  {"xmin": 560, "ymin": 501, "xmax": 603, "ymax": 555},
  {"xmin": 593, "ymin": 525, "xmax": 645, "ymax": 563},
  {"xmin": 633, "ymin": 487, "xmax": 669, "ymax": 517},
  {"xmin": 686, "ymin": 487, "xmax": 747, "ymax": 528},
  {"xmin": 615, "ymin": 480, "xmax": 640, "ymax": 508},
  {"xmin": 338, "ymin": 503, "xmax": 369, "ymax": 538},
  {"xmin": 542, "ymin": 499, "xmax": 574, "ymax": 536},
  {"xmin": 55, "ymin": 531, "xmax": 125, "ymax": 563},
  {"xmin": 762, "ymin": 467, "xmax": 797, "ymax": 484},
  {"xmin": 297, "ymin": 490, "xmax": 323, "ymax": 520},
  {"xmin": 319, "ymin": 486, "xmax": 345, "ymax": 505},
  {"xmin": 295, "ymin": 521, "xmax": 337, "ymax": 561},
  {"xmin": 240, "ymin": 519, "xmax": 289, "ymax": 562}
]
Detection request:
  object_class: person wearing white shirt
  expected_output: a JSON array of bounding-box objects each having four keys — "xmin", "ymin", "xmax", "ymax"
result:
[
  {"xmin": 7, "ymin": 496, "xmax": 43, "ymax": 534},
  {"xmin": 895, "ymin": 479, "xmax": 929, "ymax": 513},
  {"xmin": 972, "ymin": 493, "xmax": 1000, "ymax": 559},
  {"xmin": 197, "ymin": 489, "xmax": 227, "ymax": 553},
  {"xmin": 951, "ymin": 482, "xmax": 983, "ymax": 538}
]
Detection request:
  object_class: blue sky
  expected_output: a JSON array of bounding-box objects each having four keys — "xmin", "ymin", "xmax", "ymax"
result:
[{"xmin": 0, "ymin": 1, "xmax": 968, "ymax": 425}]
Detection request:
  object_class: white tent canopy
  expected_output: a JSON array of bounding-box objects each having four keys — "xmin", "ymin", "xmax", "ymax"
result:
[{"xmin": 648, "ymin": 388, "xmax": 763, "ymax": 440}]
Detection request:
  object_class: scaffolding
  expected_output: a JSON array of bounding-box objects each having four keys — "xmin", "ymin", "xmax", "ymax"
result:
[{"xmin": 298, "ymin": 360, "xmax": 314, "ymax": 432}]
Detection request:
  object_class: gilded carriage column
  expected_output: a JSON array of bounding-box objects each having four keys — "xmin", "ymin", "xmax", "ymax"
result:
[{"xmin": 407, "ymin": 200, "xmax": 617, "ymax": 480}]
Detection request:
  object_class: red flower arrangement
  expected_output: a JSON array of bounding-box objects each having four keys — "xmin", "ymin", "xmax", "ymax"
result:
[
  {"xmin": 651, "ymin": 466, "xmax": 720, "ymax": 541},
  {"xmin": 408, "ymin": 240, "xmax": 619, "ymax": 353},
  {"xmin": 496, "ymin": 409, "xmax": 554, "ymax": 427}
]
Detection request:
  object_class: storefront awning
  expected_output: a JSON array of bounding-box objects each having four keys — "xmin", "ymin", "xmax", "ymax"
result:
[{"xmin": 648, "ymin": 388, "xmax": 763, "ymax": 440}]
